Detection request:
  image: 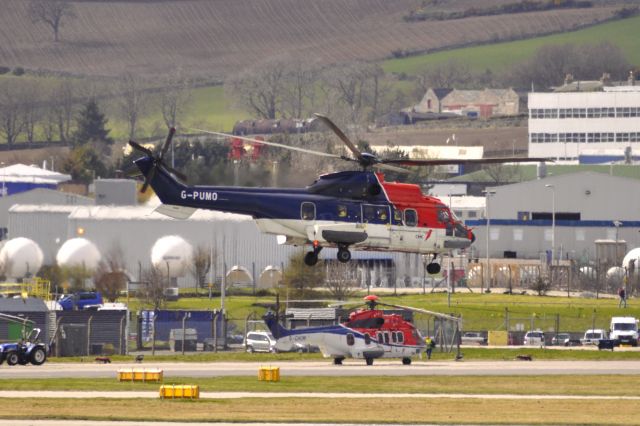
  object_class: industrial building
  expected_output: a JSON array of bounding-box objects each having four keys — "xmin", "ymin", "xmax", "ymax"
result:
[
  {"xmin": 528, "ymin": 84, "xmax": 640, "ymax": 161},
  {"xmin": 7, "ymin": 197, "xmax": 421, "ymax": 290},
  {"xmin": 466, "ymin": 171, "xmax": 640, "ymax": 262}
]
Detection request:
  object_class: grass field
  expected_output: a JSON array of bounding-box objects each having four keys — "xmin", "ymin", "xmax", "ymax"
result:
[
  {"xmin": 382, "ymin": 14, "xmax": 640, "ymax": 75},
  {"xmin": 0, "ymin": 395, "xmax": 638, "ymax": 424},
  {"xmin": 134, "ymin": 292, "xmax": 639, "ymax": 333},
  {"xmin": 1, "ymin": 375, "xmax": 638, "ymax": 395}
]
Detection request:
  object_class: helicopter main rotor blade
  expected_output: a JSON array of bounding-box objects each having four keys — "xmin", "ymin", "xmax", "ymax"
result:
[
  {"xmin": 373, "ymin": 163, "xmax": 411, "ymax": 174},
  {"xmin": 313, "ymin": 113, "xmax": 362, "ymax": 159},
  {"xmin": 378, "ymin": 302, "xmax": 461, "ymax": 323},
  {"xmin": 382, "ymin": 157, "xmax": 552, "ymax": 167},
  {"xmin": 186, "ymin": 128, "xmax": 343, "ymax": 159}
]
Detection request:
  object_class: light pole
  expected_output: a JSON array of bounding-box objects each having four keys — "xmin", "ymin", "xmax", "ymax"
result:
[
  {"xmin": 545, "ymin": 184, "xmax": 555, "ymax": 284},
  {"xmin": 483, "ymin": 190, "xmax": 496, "ymax": 293},
  {"xmin": 614, "ymin": 220, "xmax": 623, "ymax": 263}
]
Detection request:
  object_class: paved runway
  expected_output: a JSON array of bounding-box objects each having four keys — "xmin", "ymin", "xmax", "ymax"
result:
[
  {"xmin": 1, "ymin": 390, "xmax": 639, "ymax": 400},
  {"xmin": 1, "ymin": 359, "xmax": 639, "ymax": 378}
]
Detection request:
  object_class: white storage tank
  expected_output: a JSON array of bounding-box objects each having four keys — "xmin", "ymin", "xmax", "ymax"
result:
[
  {"xmin": 151, "ymin": 235, "xmax": 193, "ymax": 278},
  {"xmin": 56, "ymin": 238, "xmax": 102, "ymax": 270},
  {"xmin": 0, "ymin": 237, "xmax": 44, "ymax": 278},
  {"xmin": 622, "ymin": 248, "xmax": 640, "ymax": 275}
]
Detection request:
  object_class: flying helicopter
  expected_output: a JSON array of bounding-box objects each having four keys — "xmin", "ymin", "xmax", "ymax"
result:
[
  {"xmin": 129, "ymin": 114, "xmax": 547, "ymax": 273},
  {"xmin": 264, "ymin": 294, "xmax": 459, "ymax": 365}
]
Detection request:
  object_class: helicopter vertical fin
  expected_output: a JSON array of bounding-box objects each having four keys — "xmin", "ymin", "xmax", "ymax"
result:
[{"xmin": 263, "ymin": 311, "xmax": 290, "ymax": 338}]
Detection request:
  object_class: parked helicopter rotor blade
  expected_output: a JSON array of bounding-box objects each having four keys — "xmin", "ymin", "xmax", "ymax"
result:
[
  {"xmin": 313, "ymin": 113, "xmax": 362, "ymax": 159},
  {"xmin": 378, "ymin": 301, "xmax": 461, "ymax": 323},
  {"xmin": 381, "ymin": 157, "xmax": 552, "ymax": 167},
  {"xmin": 187, "ymin": 128, "xmax": 343, "ymax": 159}
]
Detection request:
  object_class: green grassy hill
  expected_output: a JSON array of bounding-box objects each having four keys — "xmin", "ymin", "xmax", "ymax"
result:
[{"xmin": 383, "ymin": 14, "xmax": 640, "ymax": 76}]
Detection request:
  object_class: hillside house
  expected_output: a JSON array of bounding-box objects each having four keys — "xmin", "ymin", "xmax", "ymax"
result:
[{"xmin": 414, "ymin": 88, "xmax": 520, "ymax": 118}]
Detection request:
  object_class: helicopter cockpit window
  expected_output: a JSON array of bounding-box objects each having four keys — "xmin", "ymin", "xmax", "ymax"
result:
[
  {"xmin": 437, "ymin": 208, "xmax": 451, "ymax": 224},
  {"xmin": 393, "ymin": 209, "xmax": 402, "ymax": 223},
  {"xmin": 337, "ymin": 205, "xmax": 347, "ymax": 218},
  {"xmin": 397, "ymin": 332, "xmax": 404, "ymax": 343},
  {"xmin": 301, "ymin": 202, "xmax": 316, "ymax": 220},
  {"xmin": 404, "ymin": 209, "xmax": 418, "ymax": 227}
]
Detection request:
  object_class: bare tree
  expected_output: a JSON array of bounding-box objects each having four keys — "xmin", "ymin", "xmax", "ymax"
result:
[
  {"xmin": 506, "ymin": 42, "xmax": 630, "ymax": 89},
  {"xmin": 321, "ymin": 62, "xmax": 386, "ymax": 124},
  {"xmin": 226, "ymin": 57, "xmax": 288, "ymax": 119},
  {"xmin": 483, "ymin": 164, "xmax": 523, "ymax": 184},
  {"xmin": 281, "ymin": 60, "xmax": 319, "ymax": 118},
  {"xmin": 415, "ymin": 59, "xmax": 472, "ymax": 93},
  {"xmin": 160, "ymin": 69, "xmax": 191, "ymax": 128},
  {"xmin": 324, "ymin": 261, "xmax": 357, "ymax": 300},
  {"xmin": 139, "ymin": 265, "xmax": 168, "ymax": 310},
  {"xmin": 282, "ymin": 251, "xmax": 325, "ymax": 300},
  {"xmin": 93, "ymin": 245, "xmax": 127, "ymax": 302},
  {"xmin": 22, "ymin": 82, "xmax": 43, "ymax": 144},
  {"xmin": 51, "ymin": 81, "xmax": 75, "ymax": 143},
  {"xmin": 189, "ymin": 244, "xmax": 213, "ymax": 294},
  {"xmin": 60, "ymin": 265, "xmax": 93, "ymax": 293},
  {"xmin": 117, "ymin": 73, "xmax": 147, "ymax": 140},
  {"xmin": 28, "ymin": 0, "xmax": 76, "ymax": 42},
  {"xmin": 0, "ymin": 82, "xmax": 25, "ymax": 147}
]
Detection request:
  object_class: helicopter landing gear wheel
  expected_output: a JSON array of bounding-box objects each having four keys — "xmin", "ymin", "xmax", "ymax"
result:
[
  {"xmin": 333, "ymin": 357, "xmax": 344, "ymax": 365},
  {"xmin": 402, "ymin": 357, "xmax": 412, "ymax": 365},
  {"xmin": 426, "ymin": 262, "xmax": 441, "ymax": 275},
  {"xmin": 365, "ymin": 357, "xmax": 374, "ymax": 366},
  {"xmin": 304, "ymin": 251, "xmax": 319, "ymax": 266},
  {"xmin": 337, "ymin": 246, "xmax": 351, "ymax": 263},
  {"xmin": 304, "ymin": 246, "xmax": 322, "ymax": 266}
]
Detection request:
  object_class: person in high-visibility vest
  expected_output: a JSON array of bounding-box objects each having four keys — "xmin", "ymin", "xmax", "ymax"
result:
[{"xmin": 425, "ymin": 336, "xmax": 435, "ymax": 359}]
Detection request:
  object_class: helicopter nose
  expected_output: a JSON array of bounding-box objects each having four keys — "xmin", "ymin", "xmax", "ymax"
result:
[{"xmin": 469, "ymin": 231, "xmax": 476, "ymax": 243}]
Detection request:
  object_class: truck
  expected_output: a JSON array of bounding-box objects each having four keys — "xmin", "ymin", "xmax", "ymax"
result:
[
  {"xmin": 609, "ymin": 316, "xmax": 639, "ymax": 347},
  {"xmin": 58, "ymin": 292, "xmax": 103, "ymax": 310}
]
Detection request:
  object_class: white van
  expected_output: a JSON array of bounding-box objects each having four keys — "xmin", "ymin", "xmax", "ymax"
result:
[
  {"xmin": 580, "ymin": 329, "xmax": 607, "ymax": 345},
  {"xmin": 610, "ymin": 317, "xmax": 639, "ymax": 346}
]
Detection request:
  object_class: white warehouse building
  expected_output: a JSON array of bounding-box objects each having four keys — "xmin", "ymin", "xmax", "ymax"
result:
[{"xmin": 528, "ymin": 85, "xmax": 640, "ymax": 161}]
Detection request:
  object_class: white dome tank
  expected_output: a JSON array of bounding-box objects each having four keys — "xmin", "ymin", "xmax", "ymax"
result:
[
  {"xmin": 56, "ymin": 238, "xmax": 102, "ymax": 270},
  {"xmin": 606, "ymin": 266, "xmax": 625, "ymax": 284},
  {"xmin": 0, "ymin": 237, "xmax": 44, "ymax": 278},
  {"xmin": 151, "ymin": 235, "xmax": 193, "ymax": 278},
  {"xmin": 578, "ymin": 266, "xmax": 596, "ymax": 278},
  {"xmin": 622, "ymin": 248, "xmax": 640, "ymax": 274}
]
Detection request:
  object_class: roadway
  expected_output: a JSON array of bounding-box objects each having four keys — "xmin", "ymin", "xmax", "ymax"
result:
[{"xmin": 2, "ymin": 359, "xmax": 640, "ymax": 378}]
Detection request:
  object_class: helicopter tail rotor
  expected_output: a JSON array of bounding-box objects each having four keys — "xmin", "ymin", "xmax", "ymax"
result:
[{"xmin": 128, "ymin": 127, "xmax": 187, "ymax": 193}]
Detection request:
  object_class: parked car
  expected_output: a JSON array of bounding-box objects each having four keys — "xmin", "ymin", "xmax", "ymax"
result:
[
  {"xmin": 461, "ymin": 332, "xmax": 487, "ymax": 345},
  {"xmin": 551, "ymin": 333, "xmax": 571, "ymax": 346},
  {"xmin": 244, "ymin": 331, "xmax": 277, "ymax": 353},
  {"xmin": 580, "ymin": 329, "xmax": 608, "ymax": 345},
  {"xmin": 524, "ymin": 330, "xmax": 545, "ymax": 346}
]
